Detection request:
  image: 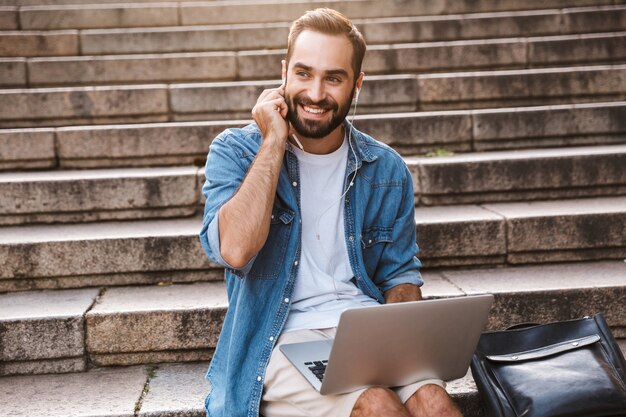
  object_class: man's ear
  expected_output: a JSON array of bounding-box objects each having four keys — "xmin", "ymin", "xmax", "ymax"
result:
[
  {"xmin": 281, "ymin": 59, "xmax": 287, "ymax": 83},
  {"xmin": 355, "ymin": 72, "xmax": 365, "ymax": 98}
]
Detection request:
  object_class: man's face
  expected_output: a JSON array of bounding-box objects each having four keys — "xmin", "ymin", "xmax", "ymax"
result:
[{"xmin": 284, "ymin": 30, "xmax": 361, "ymax": 140}]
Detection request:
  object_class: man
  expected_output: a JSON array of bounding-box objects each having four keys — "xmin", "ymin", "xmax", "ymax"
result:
[{"xmin": 199, "ymin": 8, "xmax": 462, "ymax": 417}]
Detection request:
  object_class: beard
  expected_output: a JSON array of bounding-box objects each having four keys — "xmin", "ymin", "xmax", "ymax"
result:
[{"xmin": 285, "ymin": 83, "xmax": 356, "ymax": 139}]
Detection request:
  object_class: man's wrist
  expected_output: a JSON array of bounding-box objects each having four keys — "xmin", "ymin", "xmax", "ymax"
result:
[
  {"xmin": 384, "ymin": 284, "xmax": 423, "ymax": 303},
  {"xmin": 263, "ymin": 130, "xmax": 288, "ymax": 147}
]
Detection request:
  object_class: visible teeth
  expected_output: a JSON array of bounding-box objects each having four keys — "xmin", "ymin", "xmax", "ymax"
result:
[{"xmin": 303, "ymin": 105, "xmax": 326, "ymax": 114}]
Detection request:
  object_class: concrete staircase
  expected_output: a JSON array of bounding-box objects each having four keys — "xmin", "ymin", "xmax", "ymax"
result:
[{"xmin": 1, "ymin": 0, "xmax": 625, "ymax": 415}]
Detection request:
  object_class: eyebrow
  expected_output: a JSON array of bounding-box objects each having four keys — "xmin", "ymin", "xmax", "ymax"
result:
[{"xmin": 292, "ymin": 62, "xmax": 350, "ymax": 78}]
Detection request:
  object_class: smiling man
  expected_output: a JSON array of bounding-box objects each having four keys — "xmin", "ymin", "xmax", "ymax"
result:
[{"xmin": 199, "ymin": 8, "xmax": 462, "ymax": 417}]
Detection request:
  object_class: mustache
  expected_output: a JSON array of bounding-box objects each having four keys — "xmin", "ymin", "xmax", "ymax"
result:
[{"xmin": 291, "ymin": 94, "xmax": 338, "ymax": 111}]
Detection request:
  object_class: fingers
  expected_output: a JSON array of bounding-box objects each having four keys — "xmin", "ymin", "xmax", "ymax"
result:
[
  {"xmin": 251, "ymin": 84, "xmax": 289, "ymax": 142},
  {"xmin": 257, "ymin": 84, "xmax": 285, "ymax": 105},
  {"xmin": 254, "ymin": 97, "xmax": 286, "ymax": 118}
]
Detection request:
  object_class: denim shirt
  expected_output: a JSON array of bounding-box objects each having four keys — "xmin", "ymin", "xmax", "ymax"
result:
[{"xmin": 199, "ymin": 122, "xmax": 423, "ymax": 417}]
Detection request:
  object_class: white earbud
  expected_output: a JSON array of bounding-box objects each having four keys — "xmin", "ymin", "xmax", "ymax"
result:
[{"xmin": 355, "ymin": 88, "xmax": 361, "ymax": 101}]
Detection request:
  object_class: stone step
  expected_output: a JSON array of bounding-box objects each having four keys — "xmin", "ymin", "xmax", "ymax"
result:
[
  {"xmin": 0, "ymin": 260, "xmax": 624, "ymax": 378},
  {"xmin": 2, "ymin": 65, "xmax": 625, "ymax": 128},
  {"xmin": 3, "ymin": 341, "xmax": 626, "ymax": 417},
  {"xmin": 11, "ymin": 0, "xmax": 621, "ymax": 30},
  {"xmin": 2, "ymin": 145, "xmax": 625, "ymax": 225},
  {"xmin": 0, "ymin": 166, "xmax": 201, "ymax": 225},
  {"xmin": 0, "ymin": 5, "xmax": 18, "ymax": 29},
  {"xmin": 2, "ymin": 101, "xmax": 622, "ymax": 170},
  {"xmin": 1, "ymin": 196, "xmax": 625, "ymax": 292},
  {"xmin": 417, "ymin": 63, "xmax": 626, "ymax": 110},
  {"xmin": 405, "ymin": 144, "xmax": 626, "ymax": 205},
  {"xmin": 417, "ymin": 197, "xmax": 626, "ymax": 267},
  {"xmin": 3, "ymin": 32, "xmax": 625, "ymax": 87},
  {"xmin": 3, "ymin": 5, "xmax": 625, "ymax": 57},
  {"xmin": 0, "ymin": 215, "xmax": 217, "ymax": 293}
]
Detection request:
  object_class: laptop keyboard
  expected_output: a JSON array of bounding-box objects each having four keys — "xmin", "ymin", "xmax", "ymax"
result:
[{"xmin": 305, "ymin": 360, "xmax": 328, "ymax": 382}]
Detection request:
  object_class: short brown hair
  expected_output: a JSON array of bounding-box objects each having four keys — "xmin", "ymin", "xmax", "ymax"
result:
[{"xmin": 286, "ymin": 8, "xmax": 366, "ymax": 80}]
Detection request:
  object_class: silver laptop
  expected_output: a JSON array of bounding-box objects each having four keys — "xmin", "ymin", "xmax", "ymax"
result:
[{"xmin": 279, "ymin": 294, "xmax": 494, "ymax": 395}]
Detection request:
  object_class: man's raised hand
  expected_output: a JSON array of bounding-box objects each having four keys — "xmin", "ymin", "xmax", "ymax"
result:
[{"xmin": 251, "ymin": 83, "xmax": 289, "ymax": 145}]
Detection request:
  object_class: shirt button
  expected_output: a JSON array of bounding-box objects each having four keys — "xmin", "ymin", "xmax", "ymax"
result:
[
  {"xmin": 368, "ymin": 239, "xmax": 372, "ymax": 244},
  {"xmin": 271, "ymin": 215, "xmax": 275, "ymax": 220},
  {"xmin": 349, "ymin": 235, "xmax": 355, "ymax": 241},
  {"xmin": 257, "ymin": 376, "xmax": 262, "ymax": 382},
  {"xmin": 294, "ymin": 260, "xmax": 299, "ymax": 266},
  {"xmin": 269, "ymin": 336, "xmax": 274, "ymax": 341},
  {"xmin": 292, "ymin": 181, "xmax": 298, "ymax": 187},
  {"xmin": 284, "ymin": 298, "xmax": 290, "ymax": 303}
]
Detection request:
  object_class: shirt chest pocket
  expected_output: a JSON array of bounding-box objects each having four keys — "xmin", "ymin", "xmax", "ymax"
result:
[
  {"xmin": 247, "ymin": 207, "xmax": 294, "ymax": 280},
  {"xmin": 360, "ymin": 227, "xmax": 393, "ymax": 275}
]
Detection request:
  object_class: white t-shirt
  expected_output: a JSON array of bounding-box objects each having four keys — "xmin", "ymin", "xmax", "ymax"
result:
[{"xmin": 282, "ymin": 138, "xmax": 378, "ymax": 333}]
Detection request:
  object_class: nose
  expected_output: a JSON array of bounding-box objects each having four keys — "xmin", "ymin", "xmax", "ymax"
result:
[{"xmin": 307, "ymin": 79, "xmax": 325, "ymax": 103}]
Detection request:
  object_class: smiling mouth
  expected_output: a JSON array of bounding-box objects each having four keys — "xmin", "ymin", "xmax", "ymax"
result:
[{"xmin": 301, "ymin": 104, "xmax": 331, "ymax": 116}]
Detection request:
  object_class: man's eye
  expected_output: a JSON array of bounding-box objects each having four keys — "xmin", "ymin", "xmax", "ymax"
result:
[
  {"xmin": 327, "ymin": 77, "xmax": 340, "ymax": 83},
  {"xmin": 297, "ymin": 72, "xmax": 309, "ymax": 78}
]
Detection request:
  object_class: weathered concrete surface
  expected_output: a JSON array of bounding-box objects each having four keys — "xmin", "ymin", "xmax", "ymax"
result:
[
  {"xmin": 406, "ymin": 145, "xmax": 626, "ymax": 204},
  {"xmin": 4, "ymin": 68, "xmax": 623, "ymax": 127},
  {"xmin": 358, "ymin": 10, "xmax": 562, "ymax": 44},
  {"xmin": 414, "ymin": 205, "xmax": 506, "ymax": 267},
  {"xmin": 179, "ymin": 0, "xmax": 620, "ymax": 26},
  {"xmin": 528, "ymin": 32, "xmax": 626, "ymax": 66},
  {"xmin": 0, "ymin": 366, "xmax": 147, "ymax": 416},
  {"xmin": 9, "ymin": 62, "xmax": 624, "ymax": 123},
  {"xmin": 0, "ymin": 363, "xmax": 485, "ymax": 417},
  {"xmin": 169, "ymin": 80, "xmax": 272, "ymax": 114},
  {"xmin": 563, "ymin": 5, "xmax": 626, "ymax": 33},
  {"xmin": 169, "ymin": 75, "xmax": 418, "ymax": 117},
  {"xmin": 0, "ymin": 128, "xmax": 55, "ymax": 170},
  {"xmin": 351, "ymin": 111, "xmax": 474, "ymax": 154},
  {"xmin": 84, "ymin": 14, "xmax": 535, "ymax": 56},
  {"xmin": 0, "ymin": 85, "xmax": 168, "ymax": 126},
  {"xmin": 0, "ymin": 30, "xmax": 79, "ymax": 57},
  {"xmin": 418, "ymin": 64, "xmax": 626, "ymax": 110},
  {"xmin": 441, "ymin": 260, "xmax": 626, "ymax": 330},
  {"xmin": 138, "ymin": 362, "xmax": 210, "ymax": 417},
  {"xmin": 0, "ymin": 166, "xmax": 200, "ymax": 225},
  {"xmin": 56, "ymin": 121, "xmax": 241, "ymax": 168},
  {"xmin": 420, "ymin": 271, "xmax": 465, "ymax": 298},
  {"xmin": 448, "ymin": 371, "xmax": 485, "ymax": 417},
  {"xmin": 81, "ymin": 22, "xmax": 290, "ymax": 55},
  {"xmin": 0, "ymin": 6, "xmax": 17, "ymax": 30},
  {"xmin": 0, "ymin": 216, "xmax": 215, "ymax": 291},
  {"xmin": 19, "ymin": 3, "xmax": 179, "ymax": 30},
  {"xmin": 28, "ymin": 52, "xmax": 237, "ymax": 86},
  {"xmin": 11, "ymin": 31, "xmax": 626, "ymax": 86},
  {"xmin": 0, "ymin": 288, "xmax": 98, "ymax": 375},
  {"xmin": 9, "ymin": 102, "xmax": 622, "ymax": 169},
  {"xmin": 0, "ymin": 58, "xmax": 25, "ymax": 86},
  {"xmin": 364, "ymin": 38, "xmax": 527, "ymax": 74},
  {"xmin": 472, "ymin": 101, "xmax": 626, "ymax": 150},
  {"xmin": 86, "ymin": 282, "xmax": 227, "ymax": 366},
  {"xmin": 485, "ymin": 197, "xmax": 626, "ymax": 263},
  {"xmin": 58, "ymin": 6, "xmax": 625, "ymax": 57}
]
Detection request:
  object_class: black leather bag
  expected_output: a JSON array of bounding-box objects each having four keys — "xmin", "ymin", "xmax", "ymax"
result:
[{"xmin": 471, "ymin": 314, "xmax": 626, "ymax": 417}]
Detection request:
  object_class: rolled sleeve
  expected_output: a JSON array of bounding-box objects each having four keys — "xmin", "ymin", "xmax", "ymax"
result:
[
  {"xmin": 204, "ymin": 210, "xmax": 256, "ymax": 275},
  {"xmin": 198, "ymin": 127, "xmax": 257, "ymax": 275},
  {"xmin": 377, "ymin": 269, "xmax": 424, "ymax": 294}
]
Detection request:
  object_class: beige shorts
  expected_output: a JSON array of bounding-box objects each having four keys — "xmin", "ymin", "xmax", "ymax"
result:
[{"xmin": 260, "ymin": 327, "xmax": 446, "ymax": 417}]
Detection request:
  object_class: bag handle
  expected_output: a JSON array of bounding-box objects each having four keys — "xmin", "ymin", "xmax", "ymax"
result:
[
  {"xmin": 486, "ymin": 334, "xmax": 600, "ymax": 362},
  {"xmin": 506, "ymin": 322, "xmax": 540, "ymax": 331}
]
